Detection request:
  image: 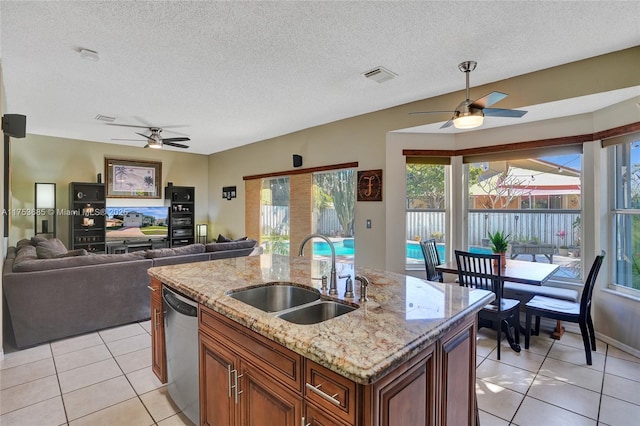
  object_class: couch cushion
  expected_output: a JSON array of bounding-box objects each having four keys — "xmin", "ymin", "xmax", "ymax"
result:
[
  {"xmin": 205, "ymin": 239, "xmax": 257, "ymax": 252},
  {"xmin": 35, "ymin": 238, "xmax": 68, "ymax": 259},
  {"xmin": 145, "ymin": 243, "xmax": 205, "ymax": 258},
  {"xmin": 12, "ymin": 251, "xmax": 147, "ymax": 272}
]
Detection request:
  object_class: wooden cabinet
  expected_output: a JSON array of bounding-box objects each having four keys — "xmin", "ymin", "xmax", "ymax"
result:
[
  {"xmin": 149, "ymin": 278, "xmax": 166, "ymax": 383},
  {"xmin": 197, "ymin": 303, "xmax": 477, "ymax": 426},
  {"xmin": 199, "ymin": 306, "xmax": 302, "ymax": 426},
  {"xmin": 69, "ymin": 182, "xmax": 106, "ymax": 253},
  {"xmin": 165, "ymin": 185, "xmax": 195, "ymax": 247},
  {"xmin": 438, "ymin": 320, "xmax": 476, "ymax": 426}
]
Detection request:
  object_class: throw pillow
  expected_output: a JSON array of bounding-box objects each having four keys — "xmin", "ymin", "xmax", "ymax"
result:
[
  {"xmin": 16, "ymin": 238, "xmax": 33, "ymax": 248},
  {"xmin": 217, "ymin": 234, "xmax": 232, "ymax": 243},
  {"xmin": 35, "ymin": 238, "xmax": 68, "ymax": 259},
  {"xmin": 234, "ymin": 236, "xmax": 248, "ymax": 241}
]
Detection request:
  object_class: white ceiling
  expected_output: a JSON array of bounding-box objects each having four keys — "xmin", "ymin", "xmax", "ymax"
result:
[{"xmin": 1, "ymin": 1, "xmax": 639, "ymax": 155}]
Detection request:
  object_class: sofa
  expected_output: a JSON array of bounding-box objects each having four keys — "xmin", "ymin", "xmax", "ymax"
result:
[{"xmin": 2, "ymin": 237, "xmax": 259, "ymax": 348}]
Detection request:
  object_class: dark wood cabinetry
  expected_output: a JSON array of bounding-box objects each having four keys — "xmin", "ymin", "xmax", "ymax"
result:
[
  {"xmin": 197, "ymin": 304, "xmax": 477, "ymax": 426},
  {"xmin": 151, "ymin": 287, "xmax": 478, "ymax": 426},
  {"xmin": 149, "ymin": 278, "xmax": 167, "ymax": 383},
  {"xmin": 69, "ymin": 182, "xmax": 106, "ymax": 253},
  {"xmin": 199, "ymin": 305, "xmax": 302, "ymax": 426},
  {"xmin": 165, "ymin": 186, "xmax": 195, "ymax": 247}
]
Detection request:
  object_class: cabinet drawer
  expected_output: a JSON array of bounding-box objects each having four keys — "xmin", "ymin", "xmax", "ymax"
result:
[
  {"xmin": 199, "ymin": 305, "xmax": 303, "ymax": 393},
  {"xmin": 149, "ymin": 277, "xmax": 162, "ymax": 293},
  {"xmin": 305, "ymin": 361, "xmax": 357, "ymax": 425}
]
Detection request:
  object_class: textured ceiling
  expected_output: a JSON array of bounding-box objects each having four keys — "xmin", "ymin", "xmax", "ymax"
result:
[{"xmin": 1, "ymin": 1, "xmax": 639, "ymax": 154}]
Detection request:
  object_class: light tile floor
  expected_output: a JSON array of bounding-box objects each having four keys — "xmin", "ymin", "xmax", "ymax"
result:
[
  {"xmin": 476, "ymin": 326, "xmax": 640, "ymax": 426},
  {"xmin": 0, "ymin": 321, "xmax": 194, "ymax": 426},
  {"xmin": 2, "ymin": 321, "xmax": 639, "ymax": 425}
]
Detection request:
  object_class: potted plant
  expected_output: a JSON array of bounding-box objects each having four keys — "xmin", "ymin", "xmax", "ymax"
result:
[
  {"xmin": 488, "ymin": 231, "xmax": 510, "ymax": 268},
  {"xmin": 558, "ymin": 245, "xmax": 569, "ymax": 256}
]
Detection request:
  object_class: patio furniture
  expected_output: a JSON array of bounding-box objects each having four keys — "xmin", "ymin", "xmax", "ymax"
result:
[
  {"xmin": 509, "ymin": 242, "xmax": 554, "ymax": 263},
  {"xmin": 420, "ymin": 238, "xmax": 443, "ymax": 282},
  {"xmin": 525, "ymin": 251, "xmax": 605, "ymax": 365},
  {"xmin": 454, "ymin": 250, "xmax": 521, "ymax": 360}
]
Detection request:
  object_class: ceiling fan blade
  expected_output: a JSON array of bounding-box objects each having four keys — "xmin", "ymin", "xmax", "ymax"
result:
[
  {"xmin": 482, "ymin": 108, "xmax": 528, "ymax": 118},
  {"xmin": 111, "ymin": 138, "xmax": 146, "ymax": 141},
  {"xmin": 440, "ymin": 119, "xmax": 454, "ymax": 129},
  {"xmin": 163, "ymin": 141, "xmax": 190, "ymax": 149},
  {"xmin": 163, "ymin": 137, "xmax": 191, "ymax": 142},
  {"xmin": 470, "ymin": 91, "xmax": 508, "ymax": 109},
  {"xmin": 106, "ymin": 123, "xmax": 150, "ymax": 129},
  {"xmin": 135, "ymin": 132, "xmax": 156, "ymax": 141},
  {"xmin": 409, "ymin": 110, "xmax": 456, "ymax": 115}
]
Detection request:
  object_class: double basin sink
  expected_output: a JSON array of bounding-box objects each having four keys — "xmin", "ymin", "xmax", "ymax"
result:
[{"xmin": 227, "ymin": 283, "xmax": 357, "ymax": 325}]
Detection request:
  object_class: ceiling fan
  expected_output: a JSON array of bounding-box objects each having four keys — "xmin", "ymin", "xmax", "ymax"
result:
[
  {"xmin": 108, "ymin": 122, "xmax": 190, "ymax": 149},
  {"xmin": 410, "ymin": 61, "xmax": 528, "ymax": 129}
]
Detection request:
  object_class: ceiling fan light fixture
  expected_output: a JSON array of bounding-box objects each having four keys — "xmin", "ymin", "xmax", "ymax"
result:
[
  {"xmin": 453, "ymin": 110, "xmax": 484, "ymax": 129},
  {"xmin": 147, "ymin": 141, "xmax": 163, "ymax": 149}
]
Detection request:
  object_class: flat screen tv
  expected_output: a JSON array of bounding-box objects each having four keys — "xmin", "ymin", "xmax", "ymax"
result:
[{"xmin": 105, "ymin": 207, "xmax": 168, "ymax": 241}]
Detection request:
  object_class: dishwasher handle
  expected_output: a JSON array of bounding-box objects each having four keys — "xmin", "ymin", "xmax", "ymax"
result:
[{"xmin": 163, "ymin": 288, "xmax": 198, "ymax": 317}]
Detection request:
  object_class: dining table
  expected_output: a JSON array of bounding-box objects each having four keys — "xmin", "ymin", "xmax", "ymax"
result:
[
  {"xmin": 435, "ymin": 258, "xmax": 563, "ymax": 344},
  {"xmin": 435, "ymin": 258, "xmax": 560, "ymax": 286}
]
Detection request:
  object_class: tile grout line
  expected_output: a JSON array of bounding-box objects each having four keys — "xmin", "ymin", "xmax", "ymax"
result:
[{"xmin": 50, "ymin": 342, "xmax": 71, "ymax": 425}]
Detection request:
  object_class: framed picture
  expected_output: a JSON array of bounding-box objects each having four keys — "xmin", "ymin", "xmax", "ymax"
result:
[
  {"xmin": 357, "ymin": 169, "xmax": 383, "ymax": 201},
  {"xmin": 105, "ymin": 158, "xmax": 162, "ymax": 198}
]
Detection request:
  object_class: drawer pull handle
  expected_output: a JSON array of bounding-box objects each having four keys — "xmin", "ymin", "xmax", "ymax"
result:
[
  {"xmin": 147, "ymin": 285, "xmax": 157, "ymax": 292},
  {"xmin": 305, "ymin": 382, "xmax": 341, "ymax": 406},
  {"xmin": 301, "ymin": 417, "xmax": 311, "ymax": 426}
]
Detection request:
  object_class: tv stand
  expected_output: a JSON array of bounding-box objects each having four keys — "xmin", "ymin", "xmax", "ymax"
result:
[{"xmin": 106, "ymin": 239, "xmax": 169, "ymax": 254}]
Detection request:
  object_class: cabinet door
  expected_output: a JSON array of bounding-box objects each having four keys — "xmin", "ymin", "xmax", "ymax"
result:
[
  {"xmin": 372, "ymin": 348, "xmax": 436, "ymax": 426},
  {"xmin": 439, "ymin": 320, "xmax": 476, "ymax": 426},
  {"xmin": 239, "ymin": 361, "xmax": 302, "ymax": 426},
  {"xmin": 200, "ymin": 331, "xmax": 238, "ymax": 426},
  {"xmin": 304, "ymin": 402, "xmax": 351, "ymax": 426},
  {"xmin": 150, "ymin": 279, "xmax": 166, "ymax": 383}
]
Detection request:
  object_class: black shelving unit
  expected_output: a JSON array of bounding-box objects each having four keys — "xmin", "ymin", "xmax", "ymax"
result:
[
  {"xmin": 165, "ymin": 186, "xmax": 195, "ymax": 247},
  {"xmin": 69, "ymin": 182, "xmax": 106, "ymax": 253}
]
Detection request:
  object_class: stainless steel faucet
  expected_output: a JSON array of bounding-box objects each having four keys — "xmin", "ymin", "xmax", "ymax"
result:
[
  {"xmin": 299, "ymin": 234, "xmax": 338, "ymax": 295},
  {"xmin": 355, "ymin": 275, "xmax": 370, "ymax": 302}
]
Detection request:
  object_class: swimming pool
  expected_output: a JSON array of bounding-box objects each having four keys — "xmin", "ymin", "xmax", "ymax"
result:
[{"xmin": 312, "ymin": 240, "xmax": 492, "ymax": 259}]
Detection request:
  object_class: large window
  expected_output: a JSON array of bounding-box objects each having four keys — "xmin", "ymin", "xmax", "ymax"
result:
[
  {"xmin": 260, "ymin": 177, "xmax": 290, "ymax": 255},
  {"xmin": 405, "ymin": 161, "xmax": 447, "ymax": 266},
  {"xmin": 466, "ymin": 152, "xmax": 582, "ymax": 281},
  {"xmin": 610, "ymin": 137, "xmax": 640, "ymax": 292}
]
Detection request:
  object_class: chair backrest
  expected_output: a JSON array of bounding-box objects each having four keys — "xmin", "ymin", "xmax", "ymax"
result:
[
  {"xmin": 580, "ymin": 250, "xmax": 606, "ymax": 319},
  {"xmin": 420, "ymin": 239, "xmax": 443, "ymax": 282},
  {"xmin": 454, "ymin": 250, "xmax": 504, "ymax": 305}
]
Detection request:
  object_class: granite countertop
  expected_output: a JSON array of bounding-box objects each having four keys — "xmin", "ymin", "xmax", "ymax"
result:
[{"xmin": 148, "ymin": 254, "xmax": 494, "ymax": 384}]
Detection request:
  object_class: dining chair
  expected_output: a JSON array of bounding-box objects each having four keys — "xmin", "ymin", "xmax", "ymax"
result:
[
  {"xmin": 420, "ymin": 238, "xmax": 443, "ymax": 282},
  {"xmin": 525, "ymin": 251, "xmax": 605, "ymax": 365},
  {"xmin": 455, "ymin": 250, "xmax": 521, "ymax": 360}
]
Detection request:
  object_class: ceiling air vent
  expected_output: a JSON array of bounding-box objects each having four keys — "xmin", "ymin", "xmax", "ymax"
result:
[
  {"xmin": 94, "ymin": 114, "xmax": 116, "ymax": 122},
  {"xmin": 363, "ymin": 66, "xmax": 397, "ymax": 84}
]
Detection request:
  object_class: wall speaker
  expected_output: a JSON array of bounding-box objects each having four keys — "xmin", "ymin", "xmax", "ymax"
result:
[
  {"xmin": 293, "ymin": 154, "xmax": 303, "ymax": 168},
  {"xmin": 1, "ymin": 114, "xmax": 27, "ymax": 138}
]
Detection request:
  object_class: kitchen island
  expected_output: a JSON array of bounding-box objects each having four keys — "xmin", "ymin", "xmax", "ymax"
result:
[{"xmin": 148, "ymin": 254, "xmax": 494, "ymax": 426}]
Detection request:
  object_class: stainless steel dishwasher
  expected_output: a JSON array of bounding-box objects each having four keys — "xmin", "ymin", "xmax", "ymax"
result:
[{"xmin": 163, "ymin": 286, "xmax": 199, "ymax": 424}]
